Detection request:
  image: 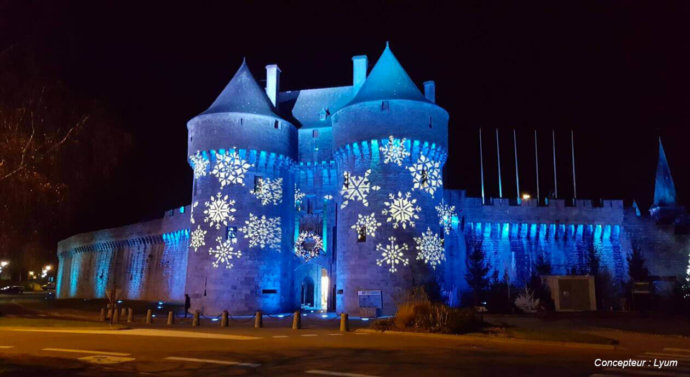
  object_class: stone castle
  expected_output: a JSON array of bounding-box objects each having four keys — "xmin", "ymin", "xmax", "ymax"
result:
[{"xmin": 56, "ymin": 44, "xmax": 689, "ymax": 315}]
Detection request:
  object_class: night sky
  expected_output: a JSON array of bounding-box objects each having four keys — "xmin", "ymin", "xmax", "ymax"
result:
[{"xmin": 4, "ymin": 1, "xmax": 690, "ymax": 241}]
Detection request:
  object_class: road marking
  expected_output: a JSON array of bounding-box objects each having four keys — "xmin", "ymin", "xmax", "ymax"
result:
[
  {"xmin": 604, "ymin": 368, "xmax": 690, "ymax": 376},
  {"xmin": 355, "ymin": 333, "xmax": 369, "ymax": 335},
  {"xmin": 301, "ymin": 334, "xmax": 318, "ymax": 337},
  {"xmin": 164, "ymin": 356, "xmax": 260, "ymax": 368},
  {"xmin": 42, "ymin": 348, "xmax": 131, "ymax": 356},
  {"xmin": 11, "ymin": 328, "xmax": 260, "ymax": 340},
  {"xmin": 665, "ymin": 348, "xmax": 690, "ymax": 354},
  {"xmin": 78, "ymin": 355, "xmax": 136, "ymax": 364},
  {"xmin": 306, "ymin": 370, "xmax": 380, "ymax": 377},
  {"xmin": 272, "ymin": 335, "xmax": 289, "ymax": 338},
  {"xmin": 0, "ymin": 346, "xmax": 14, "ymax": 349},
  {"xmin": 327, "ymin": 333, "xmax": 343, "ymax": 336}
]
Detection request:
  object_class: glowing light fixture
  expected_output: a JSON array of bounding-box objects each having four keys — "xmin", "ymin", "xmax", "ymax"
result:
[{"xmin": 522, "ymin": 193, "xmax": 531, "ymax": 200}]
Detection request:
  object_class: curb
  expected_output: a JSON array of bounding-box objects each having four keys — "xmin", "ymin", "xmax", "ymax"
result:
[{"xmin": 354, "ymin": 329, "xmax": 617, "ymax": 350}]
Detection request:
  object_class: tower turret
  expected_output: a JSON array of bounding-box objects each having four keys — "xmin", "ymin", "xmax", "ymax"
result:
[
  {"xmin": 650, "ymin": 138, "xmax": 684, "ymax": 224},
  {"xmin": 185, "ymin": 59, "xmax": 297, "ymax": 314},
  {"xmin": 332, "ymin": 43, "xmax": 450, "ymax": 315}
]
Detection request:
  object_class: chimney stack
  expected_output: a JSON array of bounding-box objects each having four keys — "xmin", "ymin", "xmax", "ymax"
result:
[
  {"xmin": 352, "ymin": 55, "xmax": 368, "ymax": 92},
  {"xmin": 265, "ymin": 64, "xmax": 280, "ymax": 107},
  {"xmin": 423, "ymin": 81, "xmax": 436, "ymax": 103}
]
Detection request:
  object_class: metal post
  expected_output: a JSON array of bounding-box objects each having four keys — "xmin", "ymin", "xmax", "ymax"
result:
[
  {"xmin": 145, "ymin": 309, "xmax": 152, "ymax": 324},
  {"xmin": 552, "ymin": 129, "xmax": 558, "ymax": 198},
  {"xmin": 167, "ymin": 311, "xmax": 174, "ymax": 325},
  {"xmin": 479, "ymin": 129, "xmax": 485, "ymax": 204},
  {"xmin": 339, "ymin": 313, "xmax": 349, "ymax": 332},
  {"xmin": 192, "ymin": 311, "xmax": 200, "ymax": 327},
  {"xmin": 254, "ymin": 311, "xmax": 263, "ymax": 328},
  {"xmin": 571, "ymin": 130, "xmax": 577, "ymax": 200},
  {"xmin": 292, "ymin": 310, "xmax": 301, "ymax": 330},
  {"xmin": 513, "ymin": 129, "xmax": 520, "ymax": 203},
  {"xmin": 112, "ymin": 307, "xmax": 119, "ymax": 323},
  {"xmin": 221, "ymin": 310, "xmax": 229, "ymax": 327},
  {"xmin": 99, "ymin": 308, "xmax": 106, "ymax": 322},
  {"xmin": 126, "ymin": 308, "xmax": 133, "ymax": 323},
  {"xmin": 534, "ymin": 130, "xmax": 540, "ymax": 203},
  {"xmin": 496, "ymin": 129, "xmax": 503, "ymax": 198}
]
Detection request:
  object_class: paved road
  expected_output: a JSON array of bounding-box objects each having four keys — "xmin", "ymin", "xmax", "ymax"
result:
[{"xmin": 0, "ymin": 326, "xmax": 680, "ymax": 377}]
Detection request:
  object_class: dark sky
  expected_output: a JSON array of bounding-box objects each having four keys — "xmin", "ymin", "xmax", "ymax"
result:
[{"xmin": 5, "ymin": 1, "xmax": 690, "ymax": 238}]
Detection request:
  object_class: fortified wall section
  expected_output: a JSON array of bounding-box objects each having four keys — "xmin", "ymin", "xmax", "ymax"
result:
[{"xmin": 56, "ymin": 207, "xmax": 190, "ymax": 303}]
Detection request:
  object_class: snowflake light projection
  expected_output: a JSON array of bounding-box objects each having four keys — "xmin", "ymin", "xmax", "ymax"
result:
[
  {"xmin": 350, "ymin": 212, "xmax": 381, "ymax": 238},
  {"xmin": 435, "ymin": 199, "xmax": 457, "ymax": 235},
  {"xmin": 203, "ymin": 192, "xmax": 236, "ymax": 230},
  {"xmin": 295, "ymin": 185, "xmax": 306, "ymax": 202},
  {"xmin": 409, "ymin": 155, "xmax": 442, "ymax": 196},
  {"xmin": 414, "ymin": 227, "xmax": 446, "ymax": 270},
  {"xmin": 294, "ymin": 231, "xmax": 324, "ymax": 261},
  {"xmin": 208, "ymin": 236, "xmax": 242, "ymax": 269},
  {"xmin": 340, "ymin": 169, "xmax": 380, "ymax": 209},
  {"xmin": 189, "ymin": 151, "xmax": 209, "ymax": 179},
  {"xmin": 239, "ymin": 213, "xmax": 281, "ymax": 250},
  {"xmin": 190, "ymin": 201, "xmax": 199, "ymax": 224},
  {"xmin": 211, "ymin": 149, "xmax": 251, "ymax": 187},
  {"xmin": 376, "ymin": 236, "xmax": 410, "ymax": 273},
  {"xmin": 190, "ymin": 225, "xmax": 207, "ymax": 252},
  {"xmin": 379, "ymin": 135, "xmax": 410, "ymax": 166},
  {"xmin": 251, "ymin": 177, "xmax": 283, "ymax": 205},
  {"xmin": 382, "ymin": 191, "xmax": 421, "ymax": 229}
]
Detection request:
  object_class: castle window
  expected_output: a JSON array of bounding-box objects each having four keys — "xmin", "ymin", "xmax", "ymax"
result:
[
  {"xmin": 429, "ymin": 116, "xmax": 433, "ymax": 128},
  {"xmin": 254, "ymin": 176, "xmax": 264, "ymax": 193},
  {"xmin": 319, "ymin": 108, "xmax": 330, "ymax": 121},
  {"xmin": 421, "ymin": 169, "xmax": 428, "ymax": 186},
  {"xmin": 226, "ymin": 226, "xmax": 238, "ymax": 242},
  {"xmin": 357, "ymin": 226, "xmax": 366, "ymax": 242},
  {"xmin": 307, "ymin": 199, "xmax": 313, "ymax": 214},
  {"xmin": 381, "ymin": 101, "xmax": 389, "ymax": 111},
  {"xmin": 313, "ymin": 129, "xmax": 319, "ymax": 138},
  {"xmin": 343, "ymin": 172, "xmax": 350, "ymax": 188},
  {"xmin": 274, "ymin": 120, "xmax": 279, "ymax": 129}
]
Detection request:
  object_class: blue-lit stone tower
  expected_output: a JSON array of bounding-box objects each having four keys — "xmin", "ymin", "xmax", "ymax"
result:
[
  {"xmin": 184, "ymin": 60, "xmax": 297, "ymax": 314},
  {"xmin": 333, "ymin": 43, "xmax": 449, "ymax": 314}
]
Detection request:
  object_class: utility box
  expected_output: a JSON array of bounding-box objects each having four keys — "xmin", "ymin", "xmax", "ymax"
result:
[{"xmin": 542, "ymin": 275, "xmax": 596, "ymax": 311}]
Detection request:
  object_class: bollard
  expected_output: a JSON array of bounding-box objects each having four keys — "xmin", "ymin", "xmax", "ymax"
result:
[
  {"xmin": 145, "ymin": 309, "xmax": 152, "ymax": 324},
  {"xmin": 339, "ymin": 313, "xmax": 349, "ymax": 332},
  {"xmin": 107, "ymin": 308, "xmax": 113, "ymax": 321},
  {"xmin": 192, "ymin": 310, "xmax": 200, "ymax": 327},
  {"xmin": 127, "ymin": 308, "xmax": 133, "ymax": 323},
  {"xmin": 254, "ymin": 311, "xmax": 263, "ymax": 328},
  {"xmin": 112, "ymin": 307, "xmax": 119, "ymax": 323},
  {"xmin": 221, "ymin": 310, "xmax": 228, "ymax": 328},
  {"xmin": 292, "ymin": 310, "xmax": 301, "ymax": 330},
  {"xmin": 121, "ymin": 307, "xmax": 127, "ymax": 318},
  {"xmin": 167, "ymin": 311, "xmax": 174, "ymax": 325},
  {"xmin": 99, "ymin": 308, "xmax": 106, "ymax": 322}
]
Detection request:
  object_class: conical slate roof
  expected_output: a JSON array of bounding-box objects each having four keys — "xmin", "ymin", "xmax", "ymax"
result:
[
  {"xmin": 203, "ymin": 59, "xmax": 282, "ymax": 118},
  {"xmin": 653, "ymin": 138, "xmax": 677, "ymax": 207},
  {"xmin": 347, "ymin": 42, "xmax": 428, "ymax": 106}
]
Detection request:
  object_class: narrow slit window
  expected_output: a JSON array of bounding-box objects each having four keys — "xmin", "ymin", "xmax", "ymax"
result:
[{"xmin": 357, "ymin": 226, "xmax": 366, "ymax": 242}]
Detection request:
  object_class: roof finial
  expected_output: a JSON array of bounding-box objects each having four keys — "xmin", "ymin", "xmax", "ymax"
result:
[{"xmin": 385, "ymin": 40, "xmax": 390, "ymax": 48}]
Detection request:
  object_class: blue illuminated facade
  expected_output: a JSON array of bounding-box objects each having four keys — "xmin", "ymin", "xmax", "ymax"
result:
[{"xmin": 56, "ymin": 44, "xmax": 689, "ymax": 315}]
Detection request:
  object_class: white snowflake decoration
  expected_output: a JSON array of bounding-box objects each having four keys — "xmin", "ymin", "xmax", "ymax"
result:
[
  {"xmin": 239, "ymin": 213, "xmax": 281, "ymax": 250},
  {"xmin": 190, "ymin": 201, "xmax": 199, "ymax": 224},
  {"xmin": 294, "ymin": 231, "xmax": 324, "ymax": 261},
  {"xmin": 409, "ymin": 155, "xmax": 442, "ymax": 196},
  {"xmin": 189, "ymin": 151, "xmax": 209, "ymax": 179},
  {"xmin": 414, "ymin": 227, "xmax": 446, "ymax": 270},
  {"xmin": 295, "ymin": 185, "xmax": 306, "ymax": 203},
  {"xmin": 435, "ymin": 199, "xmax": 457, "ymax": 235},
  {"xmin": 251, "ymin": 177, "xmax": 283, "ymax": 205},
  {"xmin": 340, "ymin": 169, "xmax": 380, "ymax": 209},
  {"xmin": 190, "ymin": 225, "xmax": 206, "ymax": 252},
  {"xmin": 208, "ymin": 236, "xmax": 242, "ymax": 269},
  {"xmin": 211, "ymin": 149, "xmax": 251, "ymax": 187},
  {"xmin": 203, "ymin": 192, "xmax": 236, "ymax": 230},
  {"xmin": 350, "ymin": 212, "xmax": 381, "ymax": 238},
  {"xmin": 379, "ymin": 135, "xmax": 410, "ymax": 166},
  {"xmin": 382, "ymin": 191, "xmax": 421, "ymax": 229},
  {"xmin": 376, "ymin": 236, "xmax": 409, "ymax": 273}
]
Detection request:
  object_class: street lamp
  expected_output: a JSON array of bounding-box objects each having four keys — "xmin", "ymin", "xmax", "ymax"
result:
[{"xmin": 41, "ymin": 265, "xmax": 53, "ymax": 279}]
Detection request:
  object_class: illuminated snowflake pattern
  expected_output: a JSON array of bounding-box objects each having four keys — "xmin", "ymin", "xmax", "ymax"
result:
[
  {"xmin": 382, "ymin": 191, "xmax": 421, "ymax": 229},
  {"xmin": 350, "ymin": 212, "xmax": 381, "ymax": 238},
  {"xmin": 203, "ymin": 192, "xmax": 236, "ymax": 230},
  {"xmin": 190, "ymin": 201, "xmax": 199, "ymax": 224},
  {"xmin": 435, "ymin": 199, "xmax": 457, "ymax": 235},
  {"xmin": 409, "ymin": 155, "xmax": 442, "ymax": 196},
  {"xmin": 208, "ymin": 236, "xmax": 242, "ymax": 269},
  {"xmin": 376, "ymin": 236, "xmax": 409, "ymax": 273},
  {"xmin": 189, "ymin": 225, "xmax": 206, "ymax": 252},
  {"xmin": 239, "ymin": 213, "xmax": 281, "ymax": 250},
  {"xmin": 251, "ymin": 177, "xmax": 283, "ymax": 205},
  {"xmin": 211, "ymin": 149, "xmax": 251, "ymax": 187},
  {"xmin": 340, "ymin": 169, "xmax": 380, "ymax": 209},
  {"xmin": 189, "ymin": 151, "xmax": 209, "ymax": 179},
  {"xmin": 414, "ymin": 227, "xmax": 445, "ymax": 270},
  {"xmin": 294, "ymin": 231, "xmax": 324, "ymax": 261},
  {"xmin": 379, "ymin": 135, "xmax": 410, "ymax": 166},
  {"xmin": 295, "ymin": 185, "xmax": 306, "ymax": 203}
]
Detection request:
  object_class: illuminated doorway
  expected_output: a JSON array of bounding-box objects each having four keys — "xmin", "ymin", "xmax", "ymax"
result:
[
  {"xmin": 301, "ymin": 276, "xmax": 315, "ymax": 308},
  {"xmin": 320, "ymin": 268, "xmax": 329, "ymax": 310}
]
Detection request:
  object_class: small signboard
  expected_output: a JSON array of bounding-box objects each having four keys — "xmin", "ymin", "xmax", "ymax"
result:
[{"xmin": 358, "ymin": 290, "xmax": 382, "ymax": 309}]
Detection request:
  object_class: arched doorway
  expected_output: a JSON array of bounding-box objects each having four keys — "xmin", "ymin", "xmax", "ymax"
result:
[{"xmin": 301, "ymin": 276, "xmax": 315, "ymax": 308}]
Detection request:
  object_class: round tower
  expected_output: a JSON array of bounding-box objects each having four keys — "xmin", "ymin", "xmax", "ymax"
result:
[
  {"xmin": 332, "ymin": 43, "xmax": 449, "ymax": 315},
  {"xmin": 185, "ymin": 59, "xmax": 297, "ymax": 315}
]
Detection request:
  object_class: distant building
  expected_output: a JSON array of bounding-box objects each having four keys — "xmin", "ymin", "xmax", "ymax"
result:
[{"xmin": 56, "ymin": 44, "xmax": 689, "ymax": 315}]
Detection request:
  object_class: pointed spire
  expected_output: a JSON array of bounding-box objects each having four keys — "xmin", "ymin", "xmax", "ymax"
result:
[
  {"xmin": 346, "ymin": 42, "xmax": 428, "ymax": 106},
  {"xmin": 202, "ymin": 59, "xmax": 282, "ymax": 118},
  {"xmin": 653, "ymin": 138, "xmax": 677, "ymax": 207}
]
